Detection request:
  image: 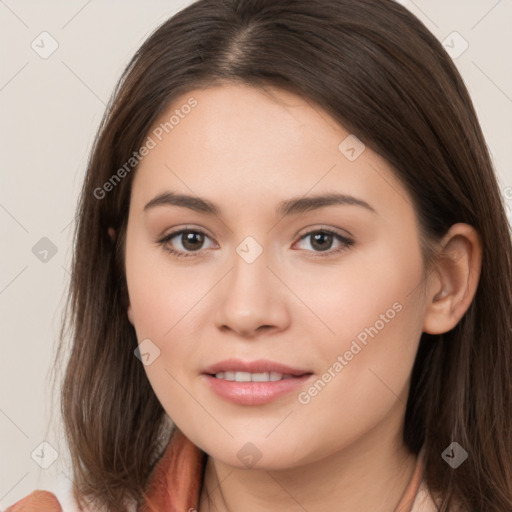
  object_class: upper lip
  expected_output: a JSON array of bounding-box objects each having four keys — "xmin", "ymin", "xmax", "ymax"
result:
[{"xmin": 202, "ymin": 358, "xmax": 312, "ymax": 376}]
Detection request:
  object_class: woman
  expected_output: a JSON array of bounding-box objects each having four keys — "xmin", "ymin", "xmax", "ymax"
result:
[{"xmin": 7, "ymin": 0, "xmax": 511, "ymax": 511}]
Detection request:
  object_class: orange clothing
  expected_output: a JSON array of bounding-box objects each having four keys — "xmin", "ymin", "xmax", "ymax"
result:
[{"xmin": 5, "ymin": 429, "xmax": 440, "ymax": 511}]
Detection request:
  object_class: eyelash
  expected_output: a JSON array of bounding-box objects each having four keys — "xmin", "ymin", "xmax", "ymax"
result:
[{"xmin": 157, "ymin": 227, "xmax": 354, "ymax": 260}]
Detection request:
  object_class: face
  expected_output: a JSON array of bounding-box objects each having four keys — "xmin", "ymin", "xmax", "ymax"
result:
[{"xmin": 125, "ymin": 83, "xmax": 429, "ymax": 469}]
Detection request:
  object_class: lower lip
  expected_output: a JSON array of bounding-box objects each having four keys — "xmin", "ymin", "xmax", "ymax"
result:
[{"xmin": 201, "ymin": 374, "xmax": 313, "ymax": 405}]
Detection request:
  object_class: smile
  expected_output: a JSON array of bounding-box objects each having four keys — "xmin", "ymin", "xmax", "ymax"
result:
[{"xmin": 212, "ymin": 371, "xmax": 296, "ymax": 382}]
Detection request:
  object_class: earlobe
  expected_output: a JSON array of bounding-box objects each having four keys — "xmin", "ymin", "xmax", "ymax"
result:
[
  {"xmin": 422, "ymin": 223, "xmax": 482, "ymax": 335},
  {"xmin": 127, "ymin": 304, "xmax": 134, "ymax": 326}
]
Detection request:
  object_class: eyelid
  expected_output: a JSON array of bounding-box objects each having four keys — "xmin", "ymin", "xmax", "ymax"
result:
[
  {"xmin": 295, "ymin": 224, "xmax": 353, "ymax": 240},
  {"xmin": 158, "ymin": 223, "xmax": 215, "ymax": 240}
]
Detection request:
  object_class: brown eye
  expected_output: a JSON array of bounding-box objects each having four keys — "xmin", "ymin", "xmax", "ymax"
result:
[
  {"xmin": 158, "ymin": 228, "xmax": 215, "ymax": 258},
  {"xmin": 295, "ymin": 229, "xmax": 354, "ymax": 258},
  {"xmin": 309, "ymin": 232, "xmax": 334, "ymax": 251},
  {"xmin": 179, "ymin": 230, "xmax": 205, "ymax": 251}
]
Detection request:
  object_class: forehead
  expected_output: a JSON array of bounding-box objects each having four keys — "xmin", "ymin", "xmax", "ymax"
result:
[
  {"xmin": 154, "ymin": 83, "xmax": 350, "ymax": 164},
  {"xmin": 131, "ymin": 83, "xmax": 414, "ymax": 222}
]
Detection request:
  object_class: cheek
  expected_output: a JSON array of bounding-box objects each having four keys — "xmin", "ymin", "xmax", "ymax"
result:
[
  {"xmin": 125, "ymin": 234, "xmax": 196, "ymax": 338},
  {"xmin": 125, "ymin": 237, "xmax": 210, "ymax": 405},
  {"xmin": 296, "ymin": 302, "xmax": 421, "ymax": 453},
  {"xmin": 125, "ymin": 240, "xmax": 202, "ymax": 416},
  {"xmin": 294, "ymin": 236, "xmax": 425, "ymax": 434},
  {"xmin": 291, "ymin": 232, "xmax": 424, "ymax": 356}
]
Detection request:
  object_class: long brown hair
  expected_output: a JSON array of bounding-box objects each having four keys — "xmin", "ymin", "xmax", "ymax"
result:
[{"xmin": 55, "ymin": 0, "xmax": 512, "ymax": 510}]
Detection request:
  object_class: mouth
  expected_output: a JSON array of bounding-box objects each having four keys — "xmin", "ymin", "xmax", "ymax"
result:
[
  {"xmin": 201, "ymin": 358, "xmax": 312, "ymax": 377},
  {"xmin": 208, "ymin": 371, "xmax": 304, "ymax": 382},
  {"xmin": 201, "ymin": 359, "xmax": 314, "ymax": 405}
]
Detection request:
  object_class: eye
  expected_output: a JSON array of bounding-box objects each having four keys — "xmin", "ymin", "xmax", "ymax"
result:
[
  {"xmin": 294, "ymin": 228, "xmax": 354, "ymax": 258},
  {"xmin": 157, "ymin": 228, "xmax": 216, "ymax": 258},
  {"xmin": 157, "ymin": 226, "xmax": 354, "ymax": 259}
]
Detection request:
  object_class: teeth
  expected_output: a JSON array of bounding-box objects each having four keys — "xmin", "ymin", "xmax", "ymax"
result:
[
  {"xmin": 252, "ymin": 372, "xmax": 270, "ymax": 382},
  {"xmin": 213, "ymin": 371, "xmax": 295, "ymax": 382}
]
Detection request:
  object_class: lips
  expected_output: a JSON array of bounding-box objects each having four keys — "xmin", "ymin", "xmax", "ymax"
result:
[{"xmin": 201, "ymin": 358, "xmax": 314, "ymax": 405}]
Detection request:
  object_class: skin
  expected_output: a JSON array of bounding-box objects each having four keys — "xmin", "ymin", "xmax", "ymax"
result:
[{"xmin": 124, "ymin": 83, "xmax": 482, "ymax": 511}]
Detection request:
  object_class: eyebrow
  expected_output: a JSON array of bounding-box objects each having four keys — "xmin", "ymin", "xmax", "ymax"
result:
[{"xmin": 143, "ymin": 191, "xmax": 377, "ymax": 217}]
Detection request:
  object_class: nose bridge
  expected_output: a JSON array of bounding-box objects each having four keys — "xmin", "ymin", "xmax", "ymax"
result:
[
  {"xmin": 228, "ymin": 235, "xmax": 272, "ymax": 309},
  {"xmin": 214, "ymin": 235, "xmax": 288, "ymax": 335}
]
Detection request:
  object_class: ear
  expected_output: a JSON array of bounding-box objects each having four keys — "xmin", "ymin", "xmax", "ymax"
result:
[
  {"xmin": 108, "ymin": 227, "xmax": 116, "ymax": 241},
  {"xmin": 422, "ymin": 223, "xmax": 482, "ymax": 334}
]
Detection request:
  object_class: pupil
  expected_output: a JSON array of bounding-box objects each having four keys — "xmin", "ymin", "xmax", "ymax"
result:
[
  {"xmin": 182, "ymin": 231, "xmax": 203, "ymax": 250},
  {"xmin": 312, "ymin": 232, "xmax": 332, "ymax": 251}
]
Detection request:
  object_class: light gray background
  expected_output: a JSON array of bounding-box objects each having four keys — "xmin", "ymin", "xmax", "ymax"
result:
[{"xmin": 1, "ymin": 0, "xmax": 511, "ymax": 509}]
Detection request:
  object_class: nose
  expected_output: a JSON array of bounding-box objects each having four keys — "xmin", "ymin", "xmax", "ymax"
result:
[{"xmin": 214, "ymin": 248, "xmax": 290, "ymax": 338}]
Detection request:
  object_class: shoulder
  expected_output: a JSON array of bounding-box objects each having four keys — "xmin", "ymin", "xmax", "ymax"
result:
[
  {"xmin": 3, "ymin": 487, "xmax": 137, "ymax": 512},
  {"xmin": 4, "ymin": 490, "xmax": 63, "ymax": 511}
]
